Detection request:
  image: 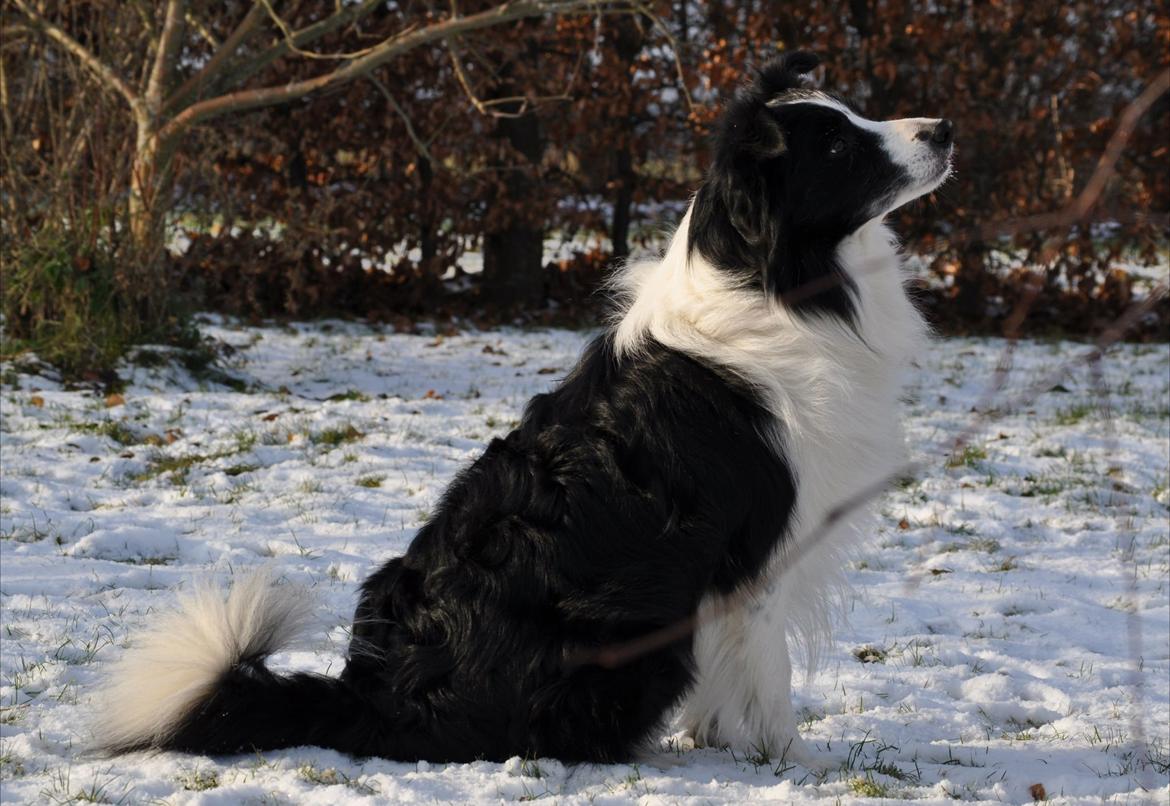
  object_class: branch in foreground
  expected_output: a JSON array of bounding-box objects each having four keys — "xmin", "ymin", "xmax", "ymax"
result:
[{"xmin": 974, "ymin": 69, "xmax": 1170, "ymax": 241}]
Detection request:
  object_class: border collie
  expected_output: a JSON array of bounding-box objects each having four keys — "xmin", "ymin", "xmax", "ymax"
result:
[{"xmin": 95, "ymin": 52, "xmax": 951, "ymax": 764}]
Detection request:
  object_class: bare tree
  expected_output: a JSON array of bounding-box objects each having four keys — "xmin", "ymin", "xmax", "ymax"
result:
[{"xmin": 11, "ymin": 0, "xmax": 635, "ymax": 312}]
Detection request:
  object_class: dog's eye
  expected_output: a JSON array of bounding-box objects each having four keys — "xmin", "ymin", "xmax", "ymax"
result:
[{"xmin": 828, "ymin": 138, "xmax": 848, "ymax": 156}]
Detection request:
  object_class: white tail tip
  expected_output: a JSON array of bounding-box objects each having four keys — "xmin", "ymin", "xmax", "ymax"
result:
[{"xmin": 92, "ymin": 568, "xmax": 314, "ymax": 752}]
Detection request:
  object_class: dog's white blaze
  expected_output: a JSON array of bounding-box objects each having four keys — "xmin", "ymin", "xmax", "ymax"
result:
[
  {"xmin": 613, "ymin": 205, "xmax": 928, "ymax": 760},
  {"xmin": 92, "ymin": 568, "xmax": 314, "ymax": 751},
  {"xmin": 769, "ymin": 92, "xmax": 952, "ymax": 213}
]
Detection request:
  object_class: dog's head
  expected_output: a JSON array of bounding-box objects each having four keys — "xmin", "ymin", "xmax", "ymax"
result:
[{"xmin": 689, "ymin": 52, "xmax": 953, "ymax": 317}]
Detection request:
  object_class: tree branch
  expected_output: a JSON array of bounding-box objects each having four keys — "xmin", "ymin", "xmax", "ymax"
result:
[
  {"xmin": 166, "ymin": 2, "xmax": 268, "ymax": 113},
  {"xmin": 158, "ymin": 0, "xmax": 634, "ymax": 143},
  {"xmin": 256, "ymin": 0, "xmax": 382, "ymax": 60},
  {"xmin": 185, "ymin": 10, "xmax": 220, "ymax": 50},
  {"xmin": 976, "ymin": 69, "xmax": 1170, "ymax": 241},
  {"xmin": 213, "ymin": 0, "xmax": 385, "ymax": 93},
  {"xmin": 12, "ymin": 0, "xmax": 142, "ymax": 113},
  {"xmin": 145, "ymin": 0, "xmax": 187, "ymax": 114},
  {"xmin": 368, "ymin": 74, "xmax": 436, "ymax": 165}
]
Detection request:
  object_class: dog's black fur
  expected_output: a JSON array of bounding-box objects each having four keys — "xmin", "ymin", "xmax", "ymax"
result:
[{"xmin": 162, "ymin": 333, "xmax": 794, "ymax": 761}]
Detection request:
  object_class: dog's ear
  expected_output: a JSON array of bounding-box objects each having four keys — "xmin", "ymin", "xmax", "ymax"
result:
[
  {"xmin": 713, "ymin": 52, "xmax": 818, "ymax": 247},
  {"xmin": 755, "ymin": 51, "xmax": 820, "ymax": 95},
  {"xmin": 703, "ymin": 52, "xmax": 820, "ymax": 250},
  {"xmin": 713, "ymin": 101, "xmax": 780, "ymax": 246},
  {"xmin": 719, "ymin": 168, "xmax": 774, "ymax": 248}
]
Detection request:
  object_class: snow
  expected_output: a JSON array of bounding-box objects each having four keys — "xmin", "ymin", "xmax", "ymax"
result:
[{"xmin": 1, "ymin": 319, "xmax": 1167, "ymax": 804}]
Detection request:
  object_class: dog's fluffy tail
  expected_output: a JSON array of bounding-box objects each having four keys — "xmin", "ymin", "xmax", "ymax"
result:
[{"xmin": 94, "ymin": 569, "xmax": 377, "ymax": 756}]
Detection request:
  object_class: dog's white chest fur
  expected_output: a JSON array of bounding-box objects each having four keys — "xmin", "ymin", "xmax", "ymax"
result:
[{"xmin": 614, "ymin": 210, "xmax": 927, "ymax": 758}]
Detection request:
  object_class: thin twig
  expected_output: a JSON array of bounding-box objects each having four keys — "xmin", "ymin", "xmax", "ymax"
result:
[
  {"xmin": 565, "ymin": 285, "xmax": 1167, "ymax": 671},
  {"xmin": 368, "ymin": 74, "xmax": 436, "ymax": 164},
  {"xmin": 157, "ymin": 1, "xmax": 635, "ymax": 143},
  {"xmin": 12, "ymin": 0, "xmax": 143, "ymax": 113},
  {"xmin": 255, "ymin": 0, "xmax": 381, "ymax": 61},
  {"xmin": 167, "ymin": 3, "xmax": 267, "ymax": 112},
  {"xmin": 629, "ymin": 0, "xmax": 696, "ymax": 116}
]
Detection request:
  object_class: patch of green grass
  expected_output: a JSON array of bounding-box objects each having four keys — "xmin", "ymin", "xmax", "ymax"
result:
[
  {"xmin": 1018, "ymin": 474, "xmax": 1067, "ymax": 497},
  {"xmin": 0, "ymin": 747, "xmax": 25, "ymax": 779},
  {"xmin": 992, "ymin": 556, "xmax": 1019, "ymax": 572},
  {"xmin": 1054, "ymin": 403, "xmax": 1094, "ymax": 425},
  {"xmin": 0, "ymin": 214, "xmax": 227, "ymax": 386},
  {"xmin": 1125, "ymin": 400, "xmax": 1170, "ymax": 421},
  {"xmin": 71, "ymin": 419, "xmax": 138, "ymax": 446},
  {"xmin": 296, "ymin": 764, "xmax": 377, "ymax": 795},
  {"xmin": 355, "ymin": 474, "xmax": 386, "ymax": 488},
  {"xmin": 298, "ymin": 764, "xmax": 341, "ymax": 786},
  {"xmin": 0, "ymin": 706, "xmax": 26, "ymax": 726},
  {"xmin": 132, "ymin": 434, "xmax": 259, "ymax": 484},
  {"xmin": 1146, "ymin": 737, "xmax": 1170, "ymax": 775},
  {"xmin": 326, "ymin": 389, "xmax": 370, "ymax": 403},
  {"xmin": 178, "ymin": 769, "xmax": 219, "ymax": 791},
  {"xmin": 1034, "ymin": 445, "xmax": 1067, "ymax": 458},
  {"xmin": 848, "ymin": 774, "xmax": 894, "ymax": 798},
  {"xmin": 853, "ymin": 646, "xmax": 888, "ymax": 664},
  {"xmin": 232, "ymin": 430, "xmax": 258, "ymax": 453},
  {"xmin": 311, "ymin": 424, "xmax": 364, "ymax": 447},
  {"xmin": 176, "ymin": 345, "xmax": 249, "ymax": 392},
  {"xmin": 38, "ymin": 766, "xmax": 131, "ymax": 804},
  {"xmin": 947, "ymin": 444, "xmax": 988, "ymax": 468},
  {"xmin": 868, "ymin": 760, "xmax": 915, "ymax": 782},
  {"xmin": 966, "ymin": 537, "xmax": 1001, "ymax": 553},
  {"xmin": 130, "ymin": 452, "xmax": 209, "ymax": 484}
]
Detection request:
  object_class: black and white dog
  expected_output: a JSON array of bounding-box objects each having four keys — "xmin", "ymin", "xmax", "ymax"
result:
[{"xmin": 96, "ymin": 53, "xmax": 950, "ymax": 764}]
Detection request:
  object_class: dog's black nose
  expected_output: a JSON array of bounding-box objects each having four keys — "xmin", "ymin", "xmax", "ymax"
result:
[{"xmin": 931, "ymin": 119, "xmax": 954, "ymax": 146}]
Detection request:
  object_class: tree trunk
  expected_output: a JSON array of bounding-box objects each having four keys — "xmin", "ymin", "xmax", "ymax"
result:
[
  {"xmin": 483, "ymin": 226, "xmax": 545, "ymax": 304},
  {"xmin": 481, "ymin": 50, "xmax": 546, "ymax": 307},
  {"xmin": 127, "ymin": 119, "xmax": 171, "ymax": 319},
  {"xmin": 418, "ymin": 154, "xmax": 437, "ymax": 269},
  {"xmin": 955, "ymin": 242, "xmax": 990, "ymax": 325},
  {"xmin": 610, "ymin": 148, "xmax": 634, "ymax": 261},
  {"xmin": 608, "ymin": 17, "xmax": 644, "ymax": 263}
]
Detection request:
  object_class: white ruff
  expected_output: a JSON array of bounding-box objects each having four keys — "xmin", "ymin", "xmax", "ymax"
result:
[
  {"xmin": 91, "ymin": 568, "xmax": 314, "ymax": 752},
  {"xmin": 612, "ymin": 207, "xmax": 928, "ymax": 761}
]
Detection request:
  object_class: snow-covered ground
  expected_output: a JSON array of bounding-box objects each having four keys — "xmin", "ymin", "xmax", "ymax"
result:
[{"xmin": 1, "ymin": 320, "xmax": 1167, "ymax": 804}]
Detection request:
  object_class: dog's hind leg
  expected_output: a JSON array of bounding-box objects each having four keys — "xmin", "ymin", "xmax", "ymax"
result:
[{"xmin": 680, "ymin": 594, "xmax": 815, "ymax": 767}]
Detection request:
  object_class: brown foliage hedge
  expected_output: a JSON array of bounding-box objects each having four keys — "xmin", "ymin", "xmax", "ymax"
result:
[
  {"xmin": 180, "ymin": 1, "xmax": 1167, "ymax": 338},
  {"xmin": 12, "ymin": 1, "xmax": 1169, "ymax": 339}
]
